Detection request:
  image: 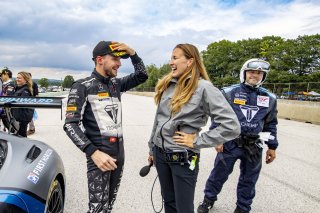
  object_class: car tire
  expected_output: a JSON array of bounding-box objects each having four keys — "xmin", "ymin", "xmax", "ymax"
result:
[{"xmin": 46, "ymin": 179, "xmax": 64, "ymax": 213}]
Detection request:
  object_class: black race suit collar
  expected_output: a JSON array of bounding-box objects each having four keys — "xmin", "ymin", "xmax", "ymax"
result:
[{"xmin": 91, "ymin": 68, "xmax": 111, "ymax": 84}]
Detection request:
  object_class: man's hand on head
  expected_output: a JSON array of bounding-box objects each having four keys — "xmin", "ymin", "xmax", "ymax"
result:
[{"xmin": 112, "ymin": 42, "xmax": 135, "ymax": 56}]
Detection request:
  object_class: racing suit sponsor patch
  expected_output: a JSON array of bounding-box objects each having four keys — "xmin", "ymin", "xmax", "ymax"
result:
[
  {"xmin": 67, "ymin": 98, "xmax": 77, "ymax": 105},
  {"xmin": 257, "ymin": 95, "xmax": 269, "ymax": 107},
  {"xmin": 240, "ymin": 105, "xmax": 259, "ymax": 122},
  {"xmin": 234, "ymin": 98, "xmax": 246, "ymax": 105},
  {"xmin": 7, "ymin": 87, "xmax": 14, "ymax": 92},
  {"xmin": 104, "ymin": 104, "xmax": 119, "ymax": 124},
  {"xmin": 109, "ymin": 137, "xmax": 117, "ymax": 143},
  {"xmin": 67, "ymin": 106, "xmax": 77, "ymax": 111},
  {"xmin": 70, "ymin": 89, "xmax": 78, "ymax": 94},
  {"xmin": 66, "ymin": 112, "xmax": 77, "ymax": 118},
  {"xmin": 98, "ymin": 92, "xmax": 109, "ymax": 98}
]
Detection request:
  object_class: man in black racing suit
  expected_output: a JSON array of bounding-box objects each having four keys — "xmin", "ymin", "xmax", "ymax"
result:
[{"xmin": 64, "ymin": 41, "xmax": 148, "ymax": 212}]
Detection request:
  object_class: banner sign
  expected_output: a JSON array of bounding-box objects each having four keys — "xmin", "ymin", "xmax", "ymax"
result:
[{"xmin": 0, "ymin": 96, "xmax": 63, "ymax": 109}]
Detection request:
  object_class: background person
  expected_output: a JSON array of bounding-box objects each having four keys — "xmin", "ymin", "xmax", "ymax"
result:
[
  {"xmin": 197, "ymin": 58, "xmax": 278, "ymax": 213},
  {"xmin": 0, "ymin": 67, "xmax": 16, "ymax": 131},
  {"xmin": 27, "ymin": 72, "xmax": 39, "ymax": 135},
  {"xmin": 11, "ymin": 72, "xmax": 34, "ymax": 137},
  {"xmin": 64, "ymin": 41, "xmax": 148, "ymax": 212},
  {"xmin": 147, "ymin": 43, "xmax": 240, "ymax": 213},
  {"xmin": 0, "ymin": 67, "xmax": 15, "ymax": 96}
]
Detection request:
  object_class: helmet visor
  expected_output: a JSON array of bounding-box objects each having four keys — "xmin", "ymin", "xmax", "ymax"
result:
[{"xmin": 246, "ymin": 61, "xmax": 270, "ymax": 71}]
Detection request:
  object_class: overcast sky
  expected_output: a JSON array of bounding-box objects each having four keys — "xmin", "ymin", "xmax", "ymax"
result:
[{"xmin": 1, "ymin": 0, "xmax": 319, "ymax": 80}]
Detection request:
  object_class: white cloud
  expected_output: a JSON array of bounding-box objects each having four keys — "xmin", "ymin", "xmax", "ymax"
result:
[
  {"xmin": 0, "ymin": 0, "xmax": 319, "ymax": 79},
  {"xmin": 9, "ymin": 67, "xmax": 90, "ymax": 81}
]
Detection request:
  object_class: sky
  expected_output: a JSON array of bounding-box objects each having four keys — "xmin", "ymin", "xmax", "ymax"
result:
[{"xmin": 0, "ymin": 0, "xmax": 319, "ymax": 80}]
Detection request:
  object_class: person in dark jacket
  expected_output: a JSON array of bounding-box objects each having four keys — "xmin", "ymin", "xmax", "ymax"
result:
[
  {"xmin": 197, "ymin": 58, "xmax": 278, "ymax": 213},
  {"xmin": 11, "ymin": 72, "xmax": 34, "ymax": 137},
  {"xmin": 27, "ymin": 72, "xmax": 39, "ymax": 135},
  {"xmin": 0, "ymin": 68, "xmax": 16, "ymax": 131},
  {"xmin": 64, "ymin": 41, "xmax": 148, "ymax": 213},
  {"xmin": 147, "ymin": 43, "xmax": 240, "ymax": 213},
  {"xmin": 0, "ymin": 68, "xmax": 15, "ymax": 96}
]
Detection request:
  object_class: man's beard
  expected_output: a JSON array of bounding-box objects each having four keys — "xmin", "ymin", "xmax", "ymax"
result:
[{"xmin": 104, "ymin": 68, "xmax": 116, "ymax": 78}]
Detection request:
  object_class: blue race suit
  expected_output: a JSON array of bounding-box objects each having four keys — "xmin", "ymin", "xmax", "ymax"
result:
[{"xmin": 203, "ymin": 83, "xmax": 278, "ymax": 212}]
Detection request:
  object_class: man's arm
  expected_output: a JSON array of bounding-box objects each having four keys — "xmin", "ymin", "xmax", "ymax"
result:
[
  {"xmin": 63, "ymin": 82, "xmax": 98, "ymax": 157},
  {"xmin": 263, "ymin": 98, "xmax": 278, "ymax": 164},
  {"xmin": 5, "ymin": 83, "xmax": 15, "ymax": 96},
  {"xmin": 119, "ymin": 53, "xmax": 148, "ymax": 92}
]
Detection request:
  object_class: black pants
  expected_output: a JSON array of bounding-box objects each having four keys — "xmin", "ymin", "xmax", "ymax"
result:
[
  {"xmin": 154, "ymin": 146, "xmax": 200, "ymax": 213},
  {"xmin": 86, "ymin": 153, "xmax": 124, "ymax": 213},
  {"xmin": 17, "ymin": 121, "xmax": 29, "ymax": 137}
]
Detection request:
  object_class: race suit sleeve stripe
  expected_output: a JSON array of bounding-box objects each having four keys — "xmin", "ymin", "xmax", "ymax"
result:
[
  {"xmin": 263, "ymin": 99, "xmax": 278, "ymax": 150},
  {"xmin": 119, "ymin": 53, "xmax": 148, "ymax": 92},
  {"xmin": 64, "ymin": 81, "xmax": 98, "ymax": 156}
]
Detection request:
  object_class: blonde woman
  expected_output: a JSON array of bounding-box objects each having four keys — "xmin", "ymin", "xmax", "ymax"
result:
[
  {"xmin": 147, "ymin": 43, "xmax": 240, "ymax": 213},
  {"xmin": 11, "ymin": 72, "xmax": 34, "ymax": 137}
]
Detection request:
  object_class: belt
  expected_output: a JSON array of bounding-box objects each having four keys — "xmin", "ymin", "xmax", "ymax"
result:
[{"xmin": 154, "ymin": 145, "xmax": 197, "ymax": 156}]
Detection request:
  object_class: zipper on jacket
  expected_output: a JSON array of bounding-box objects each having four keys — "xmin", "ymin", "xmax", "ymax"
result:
[{"xmin": 159, "ymin": 113, "xmax": 172, "ymax": 151}]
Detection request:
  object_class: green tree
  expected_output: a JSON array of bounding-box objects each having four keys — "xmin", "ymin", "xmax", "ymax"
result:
[
  {"xmin": 138, "ymin": 34, "xmax": 320, "ymax": 90},
  {"xmin": 62, "ymin": 75, "xmax": 74, "ymax": 88},
  {"xmin": 307, "ymin": 72, "xmax": 320, "ymax": 82},
  {"xmin": 138, "ymin": 63, "xmax": 171, "ymax": 89},
  {"xmin": 202, "ymin": 40, "xmax": 237, "ymax": 80},
  {"xmin": 38, "ymin": 78, "xmax": 49, "ymax": 88},
  {"xmin": 280, "ymin": 35, "xmax": 320, "ymax": 75},
  {"xmin": 159, "ymin": 63, "xmax": 171, "ymax": 78},
  {"xmin": 146, "ymin": 64, "xmax": 161, "ymax": 88}
]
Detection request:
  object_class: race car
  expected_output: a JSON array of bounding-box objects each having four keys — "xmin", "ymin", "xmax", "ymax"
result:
[{"xmin": 0, "ymin": 96, "xmax": 65, "ymax": 213}]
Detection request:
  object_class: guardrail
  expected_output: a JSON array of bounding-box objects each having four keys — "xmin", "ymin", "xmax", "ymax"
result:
[
  {"xmin": 134, "ymin": 82, "xmax": 320, "ymax": 101},
  {"xmin": 127, "ymin": 91, "xmax": 320, "ymax": 125}
]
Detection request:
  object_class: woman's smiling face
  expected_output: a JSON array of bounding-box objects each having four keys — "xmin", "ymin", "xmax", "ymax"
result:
[
  {"xmin": 16, "ymin": 74, "xmax": 27, "ymax": 86},
  {"xmin": 170, "ymin": 47, "xmax": 192, "ymax": 79}
]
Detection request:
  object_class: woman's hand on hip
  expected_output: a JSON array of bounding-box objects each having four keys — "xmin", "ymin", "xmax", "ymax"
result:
[{"xmin": 173, "ymin": 131, "xmax": 196, "ymax": 148}]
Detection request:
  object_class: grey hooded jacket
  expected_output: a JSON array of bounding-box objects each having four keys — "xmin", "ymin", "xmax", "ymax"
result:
[{"xmin": 148, "ymin": 78, "xmax": 240, "ymax": 155}]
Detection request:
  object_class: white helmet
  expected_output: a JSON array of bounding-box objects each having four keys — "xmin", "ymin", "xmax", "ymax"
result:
[{"xmin": 240, "ymin": 58, "xmax": 270, "ymax": 87}]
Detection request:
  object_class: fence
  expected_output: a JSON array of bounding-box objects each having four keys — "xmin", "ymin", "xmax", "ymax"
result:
[
  {"xmin": 263, "ymin": 82, "xmax": 320, "ymax": 101},
  {"xmin": 133, "ymin": 82, "xmax": 320, "ymax": 101}
]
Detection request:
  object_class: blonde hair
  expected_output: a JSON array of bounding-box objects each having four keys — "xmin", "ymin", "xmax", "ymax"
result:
[
  {"xmin": 18, "ymin": 71, "xmax": 33, "ymax": 95},
  {"xmin": 154, "ymin": 43, "xmax": 210, "ymax": 114}
]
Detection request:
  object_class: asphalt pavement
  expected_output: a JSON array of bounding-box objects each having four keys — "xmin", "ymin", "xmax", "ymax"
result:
[{"xmin": 29, "ymin": 93, "xmax": 320, "ymax": 213}]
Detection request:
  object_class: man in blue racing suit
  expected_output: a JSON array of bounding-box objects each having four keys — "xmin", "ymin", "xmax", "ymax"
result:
[
  {"xmin": 197, "ymin": 58, "xmax": 278, "ymax": 213},
  {"xmin": 64, "ymin": 41, "xmax": 148, "ymax": 212}
]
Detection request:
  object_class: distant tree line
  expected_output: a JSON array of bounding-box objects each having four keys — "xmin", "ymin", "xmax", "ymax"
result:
[
  {"xmin": 35, "ymin": 35, "xmax": 320, "ymax": 90},
  {"xmin": 37, "ymin": 75, "xmax": 74, "ymax": 88},
  {"xmin": 137, "ymin": 34, "xmax": 320, "ymax": 89}
]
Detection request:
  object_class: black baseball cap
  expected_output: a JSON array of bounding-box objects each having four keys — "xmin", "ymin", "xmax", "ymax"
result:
[{"xmin": 92, "ymin": 41, "xmax": 130, "ymax": 60}]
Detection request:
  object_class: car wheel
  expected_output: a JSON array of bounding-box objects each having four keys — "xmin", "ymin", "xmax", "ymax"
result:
[{"xmin": 46, "ymin": 179, "xmax": 64, "ymax": 213}]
